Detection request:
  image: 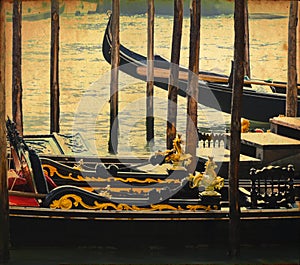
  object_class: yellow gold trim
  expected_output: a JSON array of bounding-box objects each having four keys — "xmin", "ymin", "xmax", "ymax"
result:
[
  {"xmin": 49, "ymin": 194, "xmax": 212, "ymax": 211},
  {"xmin": 187, "ymin": 205, "xmax": 211, "ymax": 211},
  {"xmin": 42, "ymin": 164, "xmax": 181, "ymax": 184},
  {"xmin": 42, "ymin": 165, "xmax": 85, "ymax": 182}
]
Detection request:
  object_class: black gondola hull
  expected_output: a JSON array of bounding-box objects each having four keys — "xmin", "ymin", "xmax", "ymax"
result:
[{"xmin": 102, "ymin": 16, "xmax": 300, "ymax": 123}]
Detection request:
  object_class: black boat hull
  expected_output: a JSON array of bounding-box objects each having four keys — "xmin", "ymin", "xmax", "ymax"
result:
[
  {"xmin": 9, "ymin": 206, "xmax": 300, "ymax": 247},
  {"xmin": 102, "ymin": 16, "xmax": 300, "ymax": 123}
]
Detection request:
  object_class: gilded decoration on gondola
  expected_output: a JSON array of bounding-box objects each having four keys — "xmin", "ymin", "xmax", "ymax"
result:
[
  {"xmin": 42, "ymin": 164, "xmax": 181, "ymax": 184},
  {"xmin": 43, "ymin": 164, "xmax": 86, "ymax": 182},
  {"xmin": 187, "ymin": 156, "xmax": 224, "ymax": 196},
  {"xmin": 186, "ymin": 204, "xmax": 218, "ymax": 211},
  {"xmin": 49, "ymin": 194, "xmax": 211, "ymax": 211},
  {"xmin": 152, "ymin": 134, "xmax": 192, "ymax": 170}
]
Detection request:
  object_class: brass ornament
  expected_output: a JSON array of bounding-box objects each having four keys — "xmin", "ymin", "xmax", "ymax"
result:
[{"xmin": 50, "ymin": 194, "xmax": 212, "ymax": 211}]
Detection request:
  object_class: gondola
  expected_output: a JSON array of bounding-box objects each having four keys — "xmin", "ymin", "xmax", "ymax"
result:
[
  {"xmin": 6, "ymin": 119, "xmax": 300, "ymax": 247},
  {"xmin": 102, "ymin": 15, "xmax": 300, "ymax": 123}
]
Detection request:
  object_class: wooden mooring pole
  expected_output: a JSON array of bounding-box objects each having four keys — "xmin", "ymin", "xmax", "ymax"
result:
[
  {"xmin": 12, "ymin": 0, "xmax": 23, "ymax": 135},
  {"xmin": 166, "ymin": 0, "xmax": 183, "ymax": 150},
  {"xmin": 186, "ymin": 0, "xmax": 201, "ymax": 172},
  {"xmin": 228, "ymin": 0, "xmax": 245, "ymax": 258},
  {"xmin": 244, "ymin": 0, "xmax": 250, "ymax": 78},
  {"xmin": 50, "ymin": 0, "xmax": 60, "ymax": 134},
  {"xmin": 286, "ymin": 0, "xmax": 298, "ymax": 117},
  {"xmin": 0, "ymin": 0, "xmax": 10, "ymax": 262},
  {"xmin": 108, "ymin": 0, "xmax": 120, "ymax": 154},
  {"xmin": 146, "ymin": 0, "xmax": 154, "ymax": 143}
]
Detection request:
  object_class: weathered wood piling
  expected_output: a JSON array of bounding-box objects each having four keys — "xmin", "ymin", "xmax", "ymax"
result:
[
  {"xmin": 0, "ymin": 0, "xmax": 9, "ymax": 262},
  {"xmin": 12, "ymin": 0, "xmax": 23, "ymax": 135},
  {"xmin": 228, "ymin": 0, "xmax": 245, "ymax": 258},
  {"xmin": 286, "ymin": 0, "xmax": 298, "ymax": 117},
  {"xmin": 108, "ymin": 0, "xmax": 120, "ymax": 154},
  {"xmin": 50, "ymin": 0, "xmax": 60, "ymax": 133},
  {"xmin": 186, "ymin": 0, "xmax": 201, "ymax": 171},
  {"xmin": 166, "ymin": 0, "xmax": 183, "ymax": 150},
  {"xmin": 244, "ymin": 0, "xmax": 250, "ymax": 78},
  {"xmin": 146, "ymin": 0, "xmax": 155, "ymax": 143}
]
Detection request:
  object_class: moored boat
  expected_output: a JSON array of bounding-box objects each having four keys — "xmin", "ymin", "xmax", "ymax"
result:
[
  {"xmin": 6, "ymin": 119, "xmax": 300, "ymax": 247},
  {"xmin": 102, "ymin": 15, "xmax": 300, "ymax": 123}
]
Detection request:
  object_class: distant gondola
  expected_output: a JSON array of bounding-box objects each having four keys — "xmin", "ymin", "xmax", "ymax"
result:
[{"xmin": 102, "ymin": 15, "xmax": 300, "ymax": 123}]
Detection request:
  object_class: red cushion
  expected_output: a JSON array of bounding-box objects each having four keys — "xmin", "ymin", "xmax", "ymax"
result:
[{"xmin": 7, "ymin": 170, "xmax": 27, "ymax": 189}]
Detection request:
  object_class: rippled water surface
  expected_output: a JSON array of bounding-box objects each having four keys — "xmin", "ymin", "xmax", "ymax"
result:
[{"xmin": 4, "ymin": 0, "xmax": 292, "ymax": 156}]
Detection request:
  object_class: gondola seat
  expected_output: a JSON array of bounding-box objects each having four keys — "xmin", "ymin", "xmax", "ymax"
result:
[
  {"xmin": 28, "ymin": 149, "xmax": 50, "ymax": 194},
  {"xmin": 239, "ymin": 164, "xmax": 296, "ymax": 209},
  {"xmin": 7, "ymin": 169, "xmax": 27, "ymax": 190}
]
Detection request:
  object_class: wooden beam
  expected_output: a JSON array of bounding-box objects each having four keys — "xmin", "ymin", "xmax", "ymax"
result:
[
  {"xmin": 186, "ymin": 0, "xmax": 201, "ymax": 172},
  {"xmin": 0, "ymin": 0, "xmax": 10, "ymax": 262},
  {"xmin": 8, "ymin": 191, "xmax": 46, "ymax": 199},
  {"xmin": 228, "ymin": 0, "xmax": 245, "ymax": 258},
  {"xmin": 146, "ymin": 0, "xmax": 154, "ymax": 143},
  {"xmin": 286, "ymin": 0, "xmax": 298, "ymax": 117},
  {"xmin": 166, "ymin": 0, "xmax": 183, "ymax": 150},
  {"xmin": 108, "ymin": 0, "xmax": 120, "ymax": 154},
  {"xmin": 12, "ymin": 0, "xmax": 23, "ymax": 135},
  {"xmin": 50, "ymin": 0, "xmax": 60, "ymax": 134}
]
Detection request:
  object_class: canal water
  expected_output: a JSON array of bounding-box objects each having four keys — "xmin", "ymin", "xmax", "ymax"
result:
[
  {"xmin": 5, "ymin": 244, "xmax": 300, "ymax": 264},
  {"xmin": 4, "ymin": 0, "xmax": 293, "ymax": 157}
]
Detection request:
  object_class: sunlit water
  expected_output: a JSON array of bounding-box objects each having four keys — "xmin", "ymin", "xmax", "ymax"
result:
[{"xmin": 4, "ymin": 0, "xmax": 292, "ymax": 157}]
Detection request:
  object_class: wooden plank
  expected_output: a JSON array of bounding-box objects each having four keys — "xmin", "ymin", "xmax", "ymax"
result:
[
  {"xmin": 228, "ymin": 0, "xmax": 245, "ymax": 257},
  {"xmin": 240, "ymin": 132, "xmax": 300, "ymax": 147},
  {"xmin": 197, "ymin": 148, "xmax": 261, "ymax": 178},
  {"xmin": 0, "ymin": 0, "xmax": 9, "ymax": 261},
  {"xmin": 12, "ymin": 0, "xmax": 23, "ymax": 135},
  {"xmin": 270, "ymin": 116, "xmax": 300, "ymax": 129},
  {"xmin": 233, "ymin": 132, "xmax": 300, "ymax": 163},
  {"xmin": 8, "ymin": 191, "xmax": 46, "ymax": 199},
  {"xmin": 270, "ymin": 117, "xmax": 300, "ymax": 140},
  {"xmin": 146, "ymin": 0, "xmax": 154, "ymax": 143},
  {"xmin": 50, "ymin": 0, "xmax": 60, "ymax": 133},
  {"xmin": 270, "ymin": 116, "xmax": 300, "ymax": 132}
]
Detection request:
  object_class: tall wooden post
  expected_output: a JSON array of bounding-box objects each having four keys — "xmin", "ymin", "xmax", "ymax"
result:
[
  {"xmin": 146, "ymin": 0, "xmax": 155, "ymax": 143},
  {"xmin": 286, "ymin": 0, "xmax": 298, "ymax": 117},
  {"xmin": 12, "ymin": 0, "xmax": 23, "ymax": 135},
  {"xmin": 228, "ymin": 0, "xmax": 245, "ymax": 258},
  {"xmin": 166, "ymin": 0, "xmax": 183, "ymax": 149},
  {"xmin": 244, "ymin": 0, "xmax": 250, "ymax": 78},
  {"xmin": 186, "ymin": 0, "xmax": 201, "ymax": 172},
  {"xmin": 50, "ymin": 0, "xmax": 60, "ymax": 133},
  {"xmin": 108, "ymin": 0, "xmax": 120, "ymax": 154},
  {"xmin": 0, "ymin": 0, "xmax": 10, "ymax": 262}
]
